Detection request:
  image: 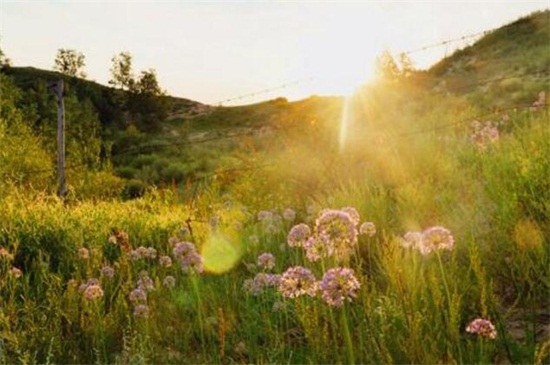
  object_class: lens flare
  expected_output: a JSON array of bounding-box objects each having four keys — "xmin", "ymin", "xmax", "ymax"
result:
[
  {"xmin": 200, "ymin": 232, "xmax": 242, "ymax": 274},
  {"xmin": 339, "ymin": 95, "xmax": 354, "ymax": 152}
]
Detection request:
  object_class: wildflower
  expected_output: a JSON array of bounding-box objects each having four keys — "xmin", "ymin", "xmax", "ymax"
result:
[
  {"xmin": 340, "ymin": 207, "xmax": 361, "ymax": 225},
  {"xmin": 172, "ymin": 241, "xmax": 203, "ymax": 273},
  {"xmin": 287, "ymin": 223, "xmax": 311, "ymax": 248},
  {"xmin": 278, "ymin": 266, "xmax": 318, "ymax": 298},
  {"xmin": 169, "ymin": 236, "xmax": 180, "ymax": 246},
  {"xmin": 303, "ymin": 236, "xmax": 323, "ymax": 262},
  {"xmin": 129, "ymin": 287, "xmax": 147, "ymax": 303},
  {"xmin": 313, "ymin": 209, "xmax": 358, "ymax": 261},
  {"xmin": 283, "ymin": 208, "xmax": 296, "ymax": 221},
  {"xmin": 128, "ymin": 249, "xmax": 141, "ymax": 261},
  {"xmin": 319, "ymin": 267, "xmax": 361, "ymax": 307},
  {"xmin": 466, "ymin": 318, "xmax": 497, "ymax": 339},
  {"xmin": 243, "ymin": 273, "xmax": 278, "ymax": 296},
  {"xmin": 257, "ymin": 210, "xmax": 273, "ymax": 221},
  {"xmin": 530, "ymin": 91, "xmax": 546, "ymax": 111},
  {"xmin": 173, "ymin": 242, "xmax": 197, "ymax": 259},
  {"xmin": 0, "ymin": 247, "xmax": 14, "ymax": 261},
  {"xmin": 419, "ymin": 226, "xmax": 454, "ymax": 255},
  {"xmin": 101, "ymin": 266, "xmax": 115, "ymax": 278},
  {"xmin": 137, "ymin": 274, "xmax": 155, "ymax": 291},
  {"xmin": 10, "ymin": 267, "xmax": 22, "ymax": 278},
  {"xmin": 257, "ymin": 252, "xmax": 276, "ymax": 271},
  {"xmin": 133, "ymin": 304, "xmax": 149, "ymax": 318},
  {"xmin": 180, "ymin": 252, "xmax": 203, "ymax": 273},
  {"xmin": 163, "ymin": 275, "xmax": 176, "ymax": 289},
  {"xmin": 78, "ymin": 247, "xmax": 90, "ymax": 260},
  {"xmin": 79, "ymin": 278, "xmax": 100, "ymax": 292},
  {"xmin": 84, "ymin": 284, "xmax": 104, "ymax": 301},
  {"xmin": 110, "ymin": 229, "xmax": 130, "ymax": 252},
  {"xmin": 359, "ymin": 222, "xmax": 376, "ymax": 237},
  {"xmin": 249, "ymin": 235, "xmax": 259, "ymax": 246},
  {"xmin": 470, "ymin": 121, "xmax": 500, "ymax": 150},
  {"xmin": 145, "ymin": 247, "xmax": 157, "ymax": 259},
  {"xmin": 136, "ymin": 246, "xmax": 149, "ymax": 258},
  {"xmin": 159, "ymin": 255, "xmax": 173, "ymax": 268},
  {"xmin": 401, "ymin": 231, "xmax": 423, "ymax": 249}
]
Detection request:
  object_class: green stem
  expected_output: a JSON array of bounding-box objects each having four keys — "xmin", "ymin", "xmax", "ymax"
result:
[
  {"xmin": 191, "ymin": 275, "xmax": 207, "ymax": 361},
  {"xmin": 342, "ymin": 306, "xmax": 355, "ymax": 364},
  {"xmin": 436, "ymin": 251, "xmax": 463, "ymax": 363}
]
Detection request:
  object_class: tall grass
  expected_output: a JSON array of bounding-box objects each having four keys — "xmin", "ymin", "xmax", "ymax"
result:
[{"xmin": 1, "ymin": 94, "xmax": 548, "ymax": 364}]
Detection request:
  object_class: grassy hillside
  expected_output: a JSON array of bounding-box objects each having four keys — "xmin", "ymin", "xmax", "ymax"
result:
[{"xmin": 429, "ymin": 10, "xmax": 549, "ymax": 106}]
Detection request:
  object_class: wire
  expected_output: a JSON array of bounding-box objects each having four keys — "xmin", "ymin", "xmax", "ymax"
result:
[
  {"xmin": 404, "ymin": 30, "xmax": 491, "ymax": 55},
  {"xmin": 215, "ymin": 78, "xmax": 314, "ymax": 106}
]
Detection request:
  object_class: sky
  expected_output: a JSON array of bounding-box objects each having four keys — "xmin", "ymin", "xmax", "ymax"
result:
[{"xmin": 1, "ymin": 1, "xmax": 548, "ymax": 105}]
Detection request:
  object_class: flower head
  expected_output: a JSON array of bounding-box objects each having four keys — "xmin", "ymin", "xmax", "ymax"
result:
[
  {"xmin": 78, "ymin": 247, "xmax": 90, "ymax": 260},
  {"xmin": 159, "ymin": 255, "xmax": 173, "ymax": 268},
  {"xmin": 401, "ymin": 231, "xmax": 423, "ymax": 249},
  {"xmin": 287, "ymin": 223, "xmax": 311, "ymax": 248},
  {"xmin": 466, "ymin": 318, "xmax": 497, "ymax": 339},
  {"xmin": 313, "ymin": 209, "xmax": 358, "ymax": 261},
  {"xmin": 257, "ymin": 210, "xmax": 274, "ymax": 221},
  {"xmin": 0, "ymin": 247, "xmax": 14, "ymax": 261},
  {"xmin": 243, "ymin": 273, "xmax": 281, "ymax": 296},
  {"xmin": 101, "ymin": 265, "xmax": 115, "ymax": 278},
  {"xmin": 10, "ymin": 267, "xmax": 22, "ymax": 278},
  {"xmin": 278, "ymin": 266, "xmax": 318, "ymax": 298},
  {"xmin": 137, "ymin": 275, "xmax": 155, "ymax": 291},
  {"xmin": 257, "ymin": 252, "xmax": 276, "ymax": 271},
  {"xmin": 282, "ymin": 208, "xmax": 296, "ymax": 221},
  {"xmin": 359, "ymin": 222, "xmax": 376, "ymax": 237},
  {"xmin": 133, "ymin": 304, "xmax": 149, "ymax": 318},
  {"xmin": 340, "ymin": 207, "xmax": 361, "ymax": 225},
  {"xmin": 129, "ymin": 287, "xmax": 147, "ymax": 303},
  {"xmin": 420, "ymin": 226, "xmax": 454, "ymax": 254},
  {"xmin": 319, "ymin": 267, "xmax": 361, "ymax": 307},
  {"xmin": 163, "ymin": 275, "xmax": 176, "ymax": 289},
  {"xmin": 84, "ymin": 284, "xmax": 104, "ymax": 301}
]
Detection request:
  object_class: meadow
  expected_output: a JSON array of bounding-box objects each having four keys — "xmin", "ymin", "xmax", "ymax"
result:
[
  {"xmin": 1, "ymin": 85, "xmax": 548, "ymax": 363},
  {"xmin": 1, "ymin": 10, "xmax": 549, "ymax": 365}
]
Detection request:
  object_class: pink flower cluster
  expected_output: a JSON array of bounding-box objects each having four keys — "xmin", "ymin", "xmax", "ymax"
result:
[
  {"xmin": 466, "ymin": 318, "xmax": 497, "ymax": 339},
  {"xmin": 470, "ymin": 120, "xmax": 499, "ymax": 150},
  {"xmin": 401, "ymin": 226, "xmax": 454, "ymax": 255},
  {"xmin": 530, "ymin": 91, "xmax": 546, "ymax": 111},
  {"xmin": 172, "ymin": 240, "xmax": 203, "ymax": 274}
]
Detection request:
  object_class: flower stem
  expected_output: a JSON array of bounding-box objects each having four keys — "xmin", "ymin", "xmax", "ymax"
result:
[
  {"xmin": 342, "ymin": 306, "xmax": 355, "ymax": 364},
  {"xmin": 436, "ymin": 250, "xmax": 463, "ymax": 363}
]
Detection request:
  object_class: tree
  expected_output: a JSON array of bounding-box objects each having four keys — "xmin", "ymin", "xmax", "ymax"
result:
[
  {"xmin": 109, "ymin": 52, "xmax": 134, "ymax": 91},
  {"xmin": 135, "ymin": 69, "xmax": 162, "ymax": 95},
  {"xmin": 397, "ymin": 52, "xmax": 415, "ymax": 78},
  {"xmin": 0, "ymin": 39, "xmax": 12, "ymax": 69},
  {"xmin": 54, "ymin": 49, "xmax": 86, "ymax": 78},
  {"xmin": 375, "ymin": 50, "xmax": 400, "ymax": 81},
  {"xmin": 108, "ymin": 51, "xmax": 170, "ymax": 132},
  {"xmin": 375, "ymin": 50, "xmax": 416, "ymax": 81}
]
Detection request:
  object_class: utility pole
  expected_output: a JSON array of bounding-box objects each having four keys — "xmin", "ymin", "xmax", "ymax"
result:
[{"xmin": 50, "ymin": 80, "xmax": 67, "ymax": 198}]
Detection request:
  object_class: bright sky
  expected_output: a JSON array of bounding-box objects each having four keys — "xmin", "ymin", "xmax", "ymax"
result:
[{"xmin": 1, "ymin": 1, "xmax": 548, "ymax": 105}]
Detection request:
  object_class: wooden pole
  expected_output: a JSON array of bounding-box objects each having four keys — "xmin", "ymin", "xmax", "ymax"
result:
[{"xmin": 52, "ymin": 80, "xmax": 67, "ymax": 198}]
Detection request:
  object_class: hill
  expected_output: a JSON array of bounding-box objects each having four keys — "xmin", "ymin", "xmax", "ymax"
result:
[{"xmin": 1, "ymin": 9, "xmax": 548, "ymax": 194}]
